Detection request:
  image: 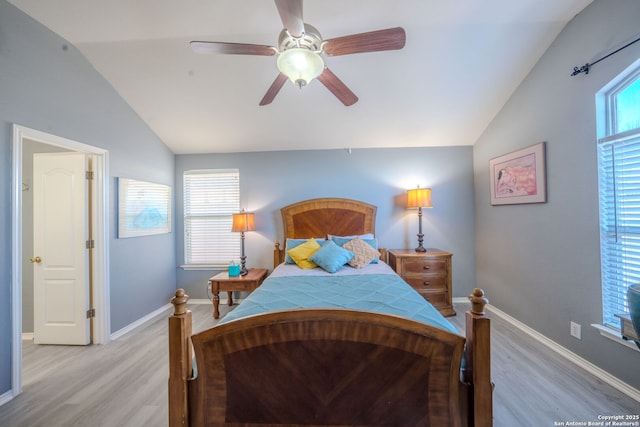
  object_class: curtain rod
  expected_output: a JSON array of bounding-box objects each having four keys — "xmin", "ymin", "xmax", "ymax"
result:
[{"xmin": 571, "ymin": 35, "xmax": 640, "ymax": 76}]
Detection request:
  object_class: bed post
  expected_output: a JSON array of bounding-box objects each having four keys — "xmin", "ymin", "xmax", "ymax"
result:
[
  {"xmin": 168, "ymin": 289, "xmax": 192, "ymax": 427},
  {"xmin": 465, "ymin": 288, "xmax": 493, "ymax": 427},
  {"xmin": 274, "ymin": 241, "xmax": 284, "ymax": 268}
]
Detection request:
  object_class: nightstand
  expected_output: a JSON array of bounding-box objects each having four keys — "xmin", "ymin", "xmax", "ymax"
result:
[
  {"xmin": 388, "ymin": 249, "xmax": 455, "ymax": 317},
  {"xmin": 208, "ymin": 268, "xmax": 268, "ymax": 319},
  {"xmin": 615, "ymin": 313, "xmax": 640, "ymax": 343}
]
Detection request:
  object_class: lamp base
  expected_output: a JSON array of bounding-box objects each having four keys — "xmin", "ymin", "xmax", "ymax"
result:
[
  {"xmin": 239, "ymin": 232, "xmax": 248, "ymax": 275},
  {"xmin": 415, "ymin": 231, "xmax": 426, "ymax": 252},
  {"xmin": 239, "ymin": 255, "xmax": 248, "ymax": 276}
]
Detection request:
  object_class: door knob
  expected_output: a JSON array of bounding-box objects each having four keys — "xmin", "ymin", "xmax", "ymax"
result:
[{"xmin": 29, "ymin": 256, "xmax": 42, "ymax": 263}]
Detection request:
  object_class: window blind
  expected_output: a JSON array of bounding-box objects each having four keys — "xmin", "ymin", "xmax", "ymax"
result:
[
  {"xmin": 598, "ymin": 132, "xmax": 640, "ymax": 328},
  {"xmin": 183, "ymin": 169, "xmax": 240, "ymax": 267}
]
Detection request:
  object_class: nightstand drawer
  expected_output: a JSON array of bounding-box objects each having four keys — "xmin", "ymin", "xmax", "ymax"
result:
[
  {"xmin": 401, "ymin": 259, "xmax": 448, "ymax": 275},
  {"xmin": 218, "ymin": 281, "xmax": 261, "ymax": 292},
  {"xmin": 415, "ymin": 290, "xmax": 448, "ymax": 307},
  {"xmin": 403, "ymin": 275, "xmax": 448, "ymax": 291}
]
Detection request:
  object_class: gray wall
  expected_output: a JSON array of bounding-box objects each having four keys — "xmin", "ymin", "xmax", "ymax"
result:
[
  {"xmin": 175, "ymin": 147, "xmax": 476, "ymax": 300},
  {"xmin": 0, "ymin": 1, "xmax": 176, "ymax": 394},
  {"xmin": 474, "ymin": 0, "xmax": 640, "ymax": 389}
]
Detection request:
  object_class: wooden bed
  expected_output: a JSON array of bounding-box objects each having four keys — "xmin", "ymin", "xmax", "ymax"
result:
[{"xmin": 169, "ymin": 197, "xmax": 492, "ymax": 426}]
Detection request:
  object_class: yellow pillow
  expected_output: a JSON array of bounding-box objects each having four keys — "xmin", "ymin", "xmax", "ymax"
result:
[{"xmin": 287, "ymin": 238, "xmax": 321, "ymax": 269}]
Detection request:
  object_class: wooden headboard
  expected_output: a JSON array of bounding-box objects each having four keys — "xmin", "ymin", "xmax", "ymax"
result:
[
  {"xmin": 274, "ymin": 198, "xmax": 384, "ymax": 266},
  {"xmin": 282, "ymin": 197, "xmax": 377, "ymax": 238}
]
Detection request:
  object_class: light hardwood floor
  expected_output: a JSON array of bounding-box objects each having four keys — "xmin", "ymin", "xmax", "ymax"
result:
[{"xmin": 1, "ymin": 301, "xmax": 638, "ymax": 426}]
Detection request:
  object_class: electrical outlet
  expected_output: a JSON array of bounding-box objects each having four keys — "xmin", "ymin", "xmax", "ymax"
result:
[{"xmin": 570, "ymin": 321, "xmax": 582, "ymax": 339}]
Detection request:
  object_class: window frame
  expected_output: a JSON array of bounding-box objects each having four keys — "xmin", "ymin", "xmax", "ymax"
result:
[
  {"xmin": 597, "ymin": 60, "xmax": 640, "ymax": 332},
  {"xmin": 607, "ymin": 66, "xmax": 640, "ymax": 135}
]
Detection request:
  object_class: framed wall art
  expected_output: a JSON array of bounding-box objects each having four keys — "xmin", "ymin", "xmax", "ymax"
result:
[
  {"xmin": 489, "ymin": 142, "xmax": 546, "ymax": 205},
  {"xmin": 118, "ymin": 178, "xmax": 172, "ymax": 238}
]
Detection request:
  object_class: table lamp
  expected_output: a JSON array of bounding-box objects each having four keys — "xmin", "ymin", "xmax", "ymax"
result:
[
  {"xmin": 406, "ymin": 187, "xmax": 432, "ymax": 252},
  {"xmin": 231, "ymin": 210, "xmax": 255, "ymax": 275}
]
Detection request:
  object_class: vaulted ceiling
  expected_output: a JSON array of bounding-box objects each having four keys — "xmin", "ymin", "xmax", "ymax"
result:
[{"xmin": 9, "ymin": 0, "xmax": 593, "ymax": 154}]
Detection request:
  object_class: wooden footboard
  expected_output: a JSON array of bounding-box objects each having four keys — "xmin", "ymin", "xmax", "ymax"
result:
[{"xmin": 168, "ymin": 289, "xmax": 492, "ymax": 427}]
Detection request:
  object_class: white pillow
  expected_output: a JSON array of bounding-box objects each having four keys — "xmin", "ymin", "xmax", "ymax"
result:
[{"xmin": 327, "ymin": 233, "xmax": 374, "ymax": 240}]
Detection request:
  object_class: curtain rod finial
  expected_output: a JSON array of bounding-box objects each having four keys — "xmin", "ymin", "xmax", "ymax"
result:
[{"xmin": 571, "ymin": 63, "xmax": 590, "ymax": 76}]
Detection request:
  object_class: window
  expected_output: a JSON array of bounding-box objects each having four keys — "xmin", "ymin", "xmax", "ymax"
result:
[
  {"xmin": 183, "ymin": 169, "xmax": 240, "ymax": 267},
  {"xmin": 598, "ymin": 62, "xmax": 640, "ymax": 329}
]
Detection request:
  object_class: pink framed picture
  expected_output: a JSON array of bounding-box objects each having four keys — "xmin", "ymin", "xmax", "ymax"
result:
[{"xmin": 489, "ymin": 142, "xmax": 546, "ymax": 205}]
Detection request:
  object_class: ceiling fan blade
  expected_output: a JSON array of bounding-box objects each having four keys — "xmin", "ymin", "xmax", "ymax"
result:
[
  {"xmin": 259, "ymin": 73, "xmax": 289, "ymax": 106},
  {"xmin": 317, "ymin": 68, "xmax": 358, "ymax": 106},
  {"xmin": 274, "ymin": 0, "xmax": 304, "ymax": 37},
  {"xmin": 323, "ymin": 27, "xmax": 406, "ymax": 56},
  {"xmin": 190, "ymin": 41, "xmax": 276, "ymax": 56}
]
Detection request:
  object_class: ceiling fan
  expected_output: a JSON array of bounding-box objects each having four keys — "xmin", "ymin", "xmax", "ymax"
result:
[{"xmin": 190, "ymin": 0, "xmax": 406, "ymax": 106}]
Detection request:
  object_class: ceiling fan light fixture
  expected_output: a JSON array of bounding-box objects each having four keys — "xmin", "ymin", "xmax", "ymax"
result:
[{"xmin": 277, "ymin": 47, "xmax": 324, "ymax": 88}]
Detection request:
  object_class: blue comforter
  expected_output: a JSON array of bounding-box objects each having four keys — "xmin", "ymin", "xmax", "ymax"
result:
[{"xmin": 219, "ymin": 266, "xmax": 459, "ymax": 336}]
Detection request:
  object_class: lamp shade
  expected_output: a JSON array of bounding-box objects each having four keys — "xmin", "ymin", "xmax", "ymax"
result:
[
  {"xmin": 406, "ymin": 188, "xmax": 433, "ymax": 209},
  {"xmin": 277, "ymin": 47, "xmax": 325, "ymax": 87},
  {"xmin": 231, "ymin": 212, "xmax": 255, "ymax": 232}
]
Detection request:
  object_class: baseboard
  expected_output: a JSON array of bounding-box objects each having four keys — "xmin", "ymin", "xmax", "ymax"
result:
[
  {"xmin": 485, "ymin": 304, "xmax": 640, "ymax": 403},
  {"xmin": 0, "ymin": 389, "xmax": 15, "ymax": 406},
  {"xmin": 110, "ymin": 303, "xmax": 173, "ymax": 341},
  {"xmin": 21, "ymin": 333, "xmax": 34, "ymax": 341},
  {"xmin": 110, "ymin": 297, "xmax": 238, "ymax": 341},
  {"xmin": 187, "ymin": 298, "xmax": 214, "ymax": 304}
]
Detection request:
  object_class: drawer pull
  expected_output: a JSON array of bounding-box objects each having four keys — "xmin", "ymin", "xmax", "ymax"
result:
[
  {"xmin": 423, "ymin": 266, "xmax": 431, "ymax": 270},
  {"xmin": 423, "ymin": 281, "xmax": 431, "ymax": 286}
]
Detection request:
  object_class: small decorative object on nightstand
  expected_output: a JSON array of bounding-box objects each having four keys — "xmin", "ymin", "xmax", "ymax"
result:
[
  {"xmin": 208, "ymin": 268, "xmax": 268, "ymax": 319},
  {"xmin": 389, "ymin": 248, "xmax": 455, "ymax": 317}
]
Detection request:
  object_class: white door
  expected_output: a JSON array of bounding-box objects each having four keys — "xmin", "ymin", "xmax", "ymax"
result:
[{"xmin": 33, "ymin": 152, "xmax": 90, "ymax": 345}]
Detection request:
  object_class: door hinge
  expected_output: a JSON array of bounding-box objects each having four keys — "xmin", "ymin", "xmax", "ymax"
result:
[
  {"xmin": 85, "ymin": 170, "xmax": 94, "ymax": 180},
  {"xmin": 86, "ymin": 308, "xmax": 96, "ymax": 319},
  {"xmin": 86, "ymin": 240, "xmax": 95, "ymax": 249}
]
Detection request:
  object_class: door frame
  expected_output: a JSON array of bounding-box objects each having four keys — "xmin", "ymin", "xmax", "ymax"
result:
[{"xmin": 10, "ymin": 124, "xmax": 110, "ymax": 397}]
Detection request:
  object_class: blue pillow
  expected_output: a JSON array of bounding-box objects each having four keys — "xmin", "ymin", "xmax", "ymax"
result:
[
  {"xmin": 284, "ymin": 238, "xmax": 324, "ymax": 264},
  {"xmin": 330, "ymin": 237, "xmax": 379, "ymax": 263},
  {"xmin": 309, "ymin": 240, "xmax": 354, "ymax": 273}
]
